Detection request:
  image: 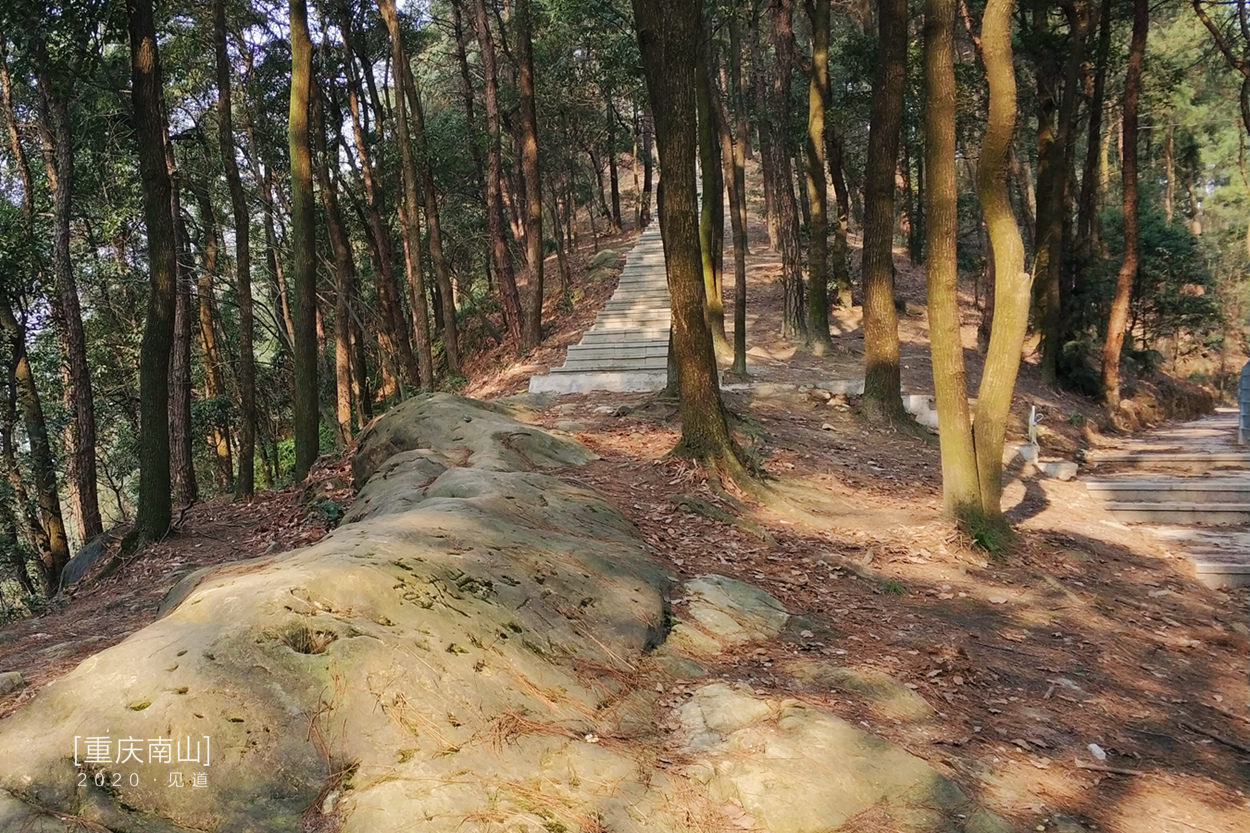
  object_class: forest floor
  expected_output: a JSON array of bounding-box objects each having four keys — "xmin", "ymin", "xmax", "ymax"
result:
[{"xmin": 2, "ymin": 196, "xmax": 1249, "ymax": 833}]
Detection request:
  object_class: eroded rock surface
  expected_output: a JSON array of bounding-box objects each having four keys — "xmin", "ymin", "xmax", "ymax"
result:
[{"xmin": 0, "ymin": 393, "xmax": 1013, "ymax": 833}]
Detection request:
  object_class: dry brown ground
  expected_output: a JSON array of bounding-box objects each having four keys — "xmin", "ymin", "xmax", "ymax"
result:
[{"xmin": 2, "ymin": 176, "xmax": 1247, "ymax": 833}]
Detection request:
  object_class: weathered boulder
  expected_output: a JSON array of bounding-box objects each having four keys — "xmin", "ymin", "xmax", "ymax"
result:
[
  {"xmin": 0, "ymin": 395, "xmax": 663, "ymax": 832},
  {"xmin": 0, "ymin": 394, "xmax": 1014, "ymax": 833},
  {"xmin": 676, "ymin": 683, "xmax": 1009, "ymax": 833},
  {"xmin": 350, "ymin": 392, "xmax": 595, "ymax": 488}
]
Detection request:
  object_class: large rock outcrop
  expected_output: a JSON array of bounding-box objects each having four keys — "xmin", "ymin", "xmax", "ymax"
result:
[{"xmin": 0, "ymin": 393, "xmax": 1012, "ymax": 833}]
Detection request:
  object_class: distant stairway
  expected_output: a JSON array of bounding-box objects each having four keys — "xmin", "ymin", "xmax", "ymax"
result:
[
  {"xmin": 1084, "ymin": 409, "xmax": 1250, "ymax": 587},
  {"xmin": 529, "ymin": 224, "xmax": 670, "ymax": 395}
]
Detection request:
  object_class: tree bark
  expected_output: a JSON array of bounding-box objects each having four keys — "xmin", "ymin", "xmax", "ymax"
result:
[
  {"xmin": 719, "ymin": 12, "xmax": 751, "ymax": 378},
  {"xmin": 634, "ymin": 0, "xmax": 741, "ymax": 471},
  {"xmin": 765, "ymin": 0, "xmax": 806, "ymax": 340},
  {"xmin": 973, "ymin": 0, "xmax": 1034, "ymax": 518},
  {"xmin": 697, "ymin": 42, "xmax": 729, "ymax": 357},
  {"xmin": 338, "ymin": 7, "xmax": 415, "ymax": 393},
  {"xmin": 861, "ymin": 0, "xmax": 907, "ymax": 421},
  {"xmin": 313, "ymin": 83, "xmax": 358, "ymax": 446},
  {"xmin": 1101, "ymin": 0, "xmax": 1147, "ymax": 409},
  {"xmin": 1034, "ymin": 1, "xmax": 1088, "ymax": 384},
  {"xmin": 925, "ymin": 0, "xmax": 980, "ymax": 514},
  {"xmin": 517, "ymin": 0, "xmax": 546, "ymax": 351},
  {"xmin": 825, "ymin": 115, "xmax": 853, "ymax": 308},
  {"xmin": 804, "ymin": 0, "xmax": 833, "ymax": 353},
  {"xmin": 607, "ymin": 99, "xmax": 623, "ymax": 230},
  {"xmin": 1077, "ymin": 0, "xmax": 1112, "ymax": 254},
  {"xmin": 378, "ymin": 0, "xmax": 435, "ymax": 387},
  {"xmin": 189, "ymin": 181, "xmax": 233, "ymax": 490},
  {"xmin": 405, "ymin": 77, "xmax": 461, "ymax": 374},
  {"xmin": 124, "ymin": 0, "xmax": 177, "ymax": 549},
  {"xmin": 289, "ymin": 0, "xmax": 319, "ymax": 480},
  {"xmin": 0, "ymin": 299, "xmax": 69, "ymax": 588},
  {"xmin": 474, "ymin": 0, "xmax": 524, "ymax": 344},
  {"xmin": 34, "ymin": 73, "xmax": 102, "ymax": 543},
  {"xmin": 213, "ymin": 0, "xmax": 255, "ymax": 499},
  {"xmin": 169, "ymin": 174, "xmax": 197, "ymax": 509}
]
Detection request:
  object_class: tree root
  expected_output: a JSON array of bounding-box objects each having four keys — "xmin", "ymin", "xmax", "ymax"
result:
[{"xmin": 667, "ymin": 492, "xmax": 775, "ymax": 544}]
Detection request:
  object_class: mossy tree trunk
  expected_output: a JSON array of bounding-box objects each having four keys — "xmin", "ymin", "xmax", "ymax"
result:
[
  {"xmin": 289, "ymin": 0, "xmax": 319, "ymax": 480},
  {"xmin": 1101, "ymin": 0, "xmax": 1147, "ymax": 410},
  {"xmin": 378, "ymin": 0, "xmax": 435, "ymax": 389},
  {"xmin": 696, "ymin": 43, "xmax": 729, "ymax": 357},
  {"xmin": 804, "ymin": 0, "xmax": 833, "ymax": 354},
  {"xmin": 924, "ymin": 0, "xmax": 980, "ymax": 515},
  {"xmin": 634, "ymin": 0, "xmax": 742, "ymax": 472},
  {"xmin": 972, "ymin": 0, "xmax": 1034, "ymax": 517},
  {"xmin": 860, "ymin": 0, "xmax": 907, "ymax": 422},
  {"xmin": 125, "ymin": 0, "xmax": 177, "ymax": 549},
  {"xmin": 517, "ymin": 0, "xmax": 545, "ymax": 352},
  {"xmin": 212, "ymin": 0, "xmax": 254, "ymax": 498}
]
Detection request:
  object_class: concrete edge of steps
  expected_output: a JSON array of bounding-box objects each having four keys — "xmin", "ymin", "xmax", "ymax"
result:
[{"xmin": 1105, "ymin": 501, "xmax": 1250, "ymax": 525}]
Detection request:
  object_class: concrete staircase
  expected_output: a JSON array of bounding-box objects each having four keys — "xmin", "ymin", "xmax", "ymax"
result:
[
  {"xmin": 1084, "ymin": 409, "xmax": 1250, "ymax": 587},
  {"xmin": 529, "ymin": 224, "xmax": 670, "ymax": 395}
]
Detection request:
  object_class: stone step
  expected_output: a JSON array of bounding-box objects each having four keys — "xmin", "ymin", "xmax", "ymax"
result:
[
  {"xmin": 560, "ymin": 357, "xmax": 668, "ymax": 372},
  {"xmin": 1186, "ymin": 553, "xmax": 1250, "ymax": 588},
  {"xmin": 604, "ymin": 295, "xmax": 671, "ymax": 306},
  {"xmin": 529, "ymin": 369, "xmax": 667, "ymax": 394},
  {"xmin": 577, "ymin": 327, "xmax": 675, "ymax": 340},
  {"xmin": 1086, "ymin": 478, "xmax": 1250, "ymax": 504},
  {"xmin": 1104, "ymin": 501, "xmax": 1250, "ymax": 525},
  {"xmin": 594, "ymin": 315, "xmax": 673, "ymax": 329},
  {"xmin": 565, "ymin": 343, "xmax": 669, "ymax": 361},
  {"xmin": 1085, "ymin": 451, "xmax": 1250, "ymax": 472}
]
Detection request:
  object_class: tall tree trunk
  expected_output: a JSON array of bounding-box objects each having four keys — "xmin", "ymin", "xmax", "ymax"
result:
[
  {"xmin": 213, "ymin": 0, "xmax": 255, "ymax": 499},
  {"xmin": 405, "ymin": 77, "xmax": 461, "ymax": 374},
  {"xmin": 720, "ymin": 11, "xmax": 751, "ymax": 378},
  {"xmin": 925, "ymin": 0, "xmax": 980, "ymax": 514},
  {"xmin": 474, "ymin": 0, "xmax": 524, "ymax": 344},
  {"xmin": 825, "ymin": 118, "xmax": 853, "ymax": 307},
  {"xmin": 451, "ymin": 0, "xmax": 488, "ymax": 201},
  {"xmin": 289, "ymin": 0, "xmax": 319, "ymax": 480},
  {"xmin": 1163, "ymin": 124, "xmax": 1175, "ymax": 225},
  {"xmin": 1102, "ymin": 0, "xmax": 1147, "ymax": 409},
  {"xmin": 0, "ymin": 45, "xmax": 69, "ymax": 585},
  {"xmin": 34, "ymin": 75, "xmax": 102, "ymax": 543},
  {"xmin": 517, "ymin": 0, "xmax": 545, "ymax": 351},
  {"xmin": 634, "ymin": 0, "xmax": 742, "ymax": 473},
  {"xmin": 861, "ymin": 0, "xmax": 908, "ymax": 421},
  {"xmin": 697, "ymin": 42, "xmax": 730, "ymax": 356},
  {"xmin": 189, "ymin": 182, "xmax": 233, "ymax": 490},
  {"xmin": 1077, "ymin": 0, "xmax": 1112, "ymax": 253},
  {"xmin": 124, "ymin": 0, "xmax": 177, "ymax": 549},
  {"xmin": 804, "ymin": 0, "xmax": 833, "ymax": 352},
  {"xmin": 606, "ymin": 99, "xmax": 623, "ymax": 230},
  {"xmin": 973, "ymin": 0, "xmax": 1034, "ymax": 518},
  {"xmin": 0, "ymin": 367, "xmax": 50, "ymax": 594},
  {"xmin": 1035, "ymin": 1, "xmax": 1088, "ymax": 384},
  {"xmin": 641, "ymin": 113, "xmax": 654, "ymax": 227},
  {"xmin": 378, "ymin": 0, "xmax": 435, "ymax": 387},
  {"xmin": 169, "ymin": 175, "xmax": 197, "ymax": 509},
  {"xmin": 0, "ymin": 300, "xmax": 70, "ymax": 588},
  {"xmin": 338, "ymin": 7, "xmax": 415, "ymax": 392},
  {"xmin": 313, "ymin": 84, "xmax": 358, "ymax": 446},
  {"xmin": 258, "ymin": 165, "xmax": 297, "ymax": 354},
  {"xmin": 765, "ymin": 0, "xmax": 806, "ymax": 340}
]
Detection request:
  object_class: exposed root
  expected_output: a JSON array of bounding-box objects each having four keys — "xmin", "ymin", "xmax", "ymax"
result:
[{"xmin": 667, "ymin": 493, "xmax": 775, "ymax": 544}]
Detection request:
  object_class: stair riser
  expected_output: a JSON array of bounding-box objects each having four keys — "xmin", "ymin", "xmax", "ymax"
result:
[
  {"xmin": 566, "ymin": 348, "xmax": 669, "ymax": 360},
  {"xmin": 579, "ymin": 332, "xmax": 670, "ymax": 343},
  {"xmin": 1088, "ymin": 455, "xmax": 1250, "ymax": 473},
  {"xmin": 1088, "ymin": 487, "xmax": 1250, "ymax": 504},
  {"xmin": 1107, "ymin": 507, "xmax": 1250, "ymax": 525}
]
